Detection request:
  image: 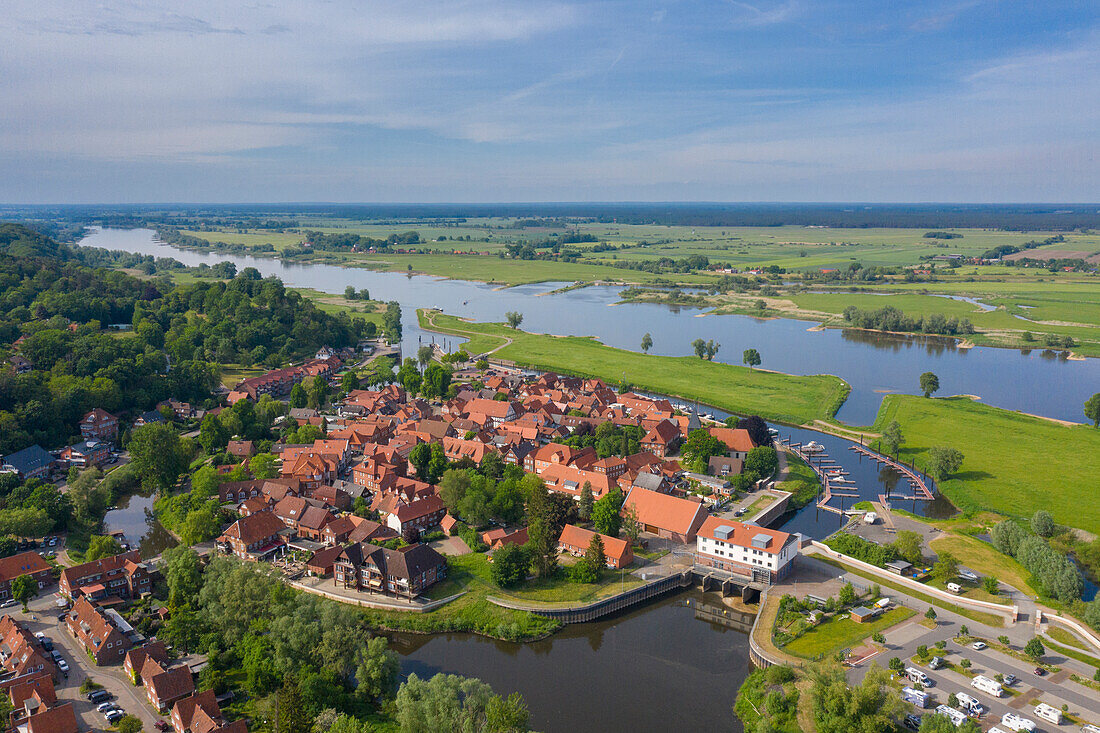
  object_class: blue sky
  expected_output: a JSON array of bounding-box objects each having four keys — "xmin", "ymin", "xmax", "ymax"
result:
[{"xmin": 1, "ymin": 0, "xmax": 1097, "ymax": 203}]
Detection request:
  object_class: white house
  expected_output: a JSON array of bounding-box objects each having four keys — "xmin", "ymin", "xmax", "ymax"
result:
[{"xmin": 695, "ymin": 516, "xmax": 798, "ymax": 583}]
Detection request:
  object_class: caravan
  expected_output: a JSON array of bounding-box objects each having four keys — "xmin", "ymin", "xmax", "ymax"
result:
[
  {"xmin": 971, "ymin": 675, "xmax": 1004, "ymax": 697},
  {"xmin": 901, "ymin": 687, "xmax": 930, "ymax": 708},
  {"xmin": 955, "ymin": 692, "xmax": 983, "ymax": 718},
  {"xmin": 1034, "ymin": 703, "xmax": 1063, "ymax": 725},
  {"xmin": 934, "ymin": 705, "xmax": 968, "ymax": 728},
  {"xmin": 1000, "ymin": 712, "xmax": 1037, "ymax": 732},
  {"xmin": 905, "ymin": 667, "xmax": 932, "ymax": 686}
]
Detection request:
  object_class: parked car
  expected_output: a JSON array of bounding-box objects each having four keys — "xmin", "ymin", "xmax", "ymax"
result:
[
  {"xmin": 1003, "ymin": 674, "xmax": 1018, "ymax": 686},
  {"xmin": 0, "ymin": 600, "xmax": 17, "ymax": 609},
  {"xmin": 86, "ymin": 689, "xmax": 111, "ymax": 704},
  {"xmin": 57, "ymin": 659, "xmax": 68, "ymax": 675},
  {"xmin": 105, "ymin": 709, "xmax": 125, "ymax": 724},
  {"xmin": 155, "ymin": 721, "xmax": 172, "ymax": 731},
  {"xmin": 904, "ymin": 714, "xmax": 922, "ymax": 731},
  {"xmin": 1033, "ymin": 667, "xmax": 1045, "ymax": 676},
  {"xmin": 96, "ymin": 702, "xmax": 118, "ymax": 713},
  {"xmin": 40, "ymin": 638, "xmax": 53, "ymax": 652},
  {"xmin": 971, "ymin": 641, "xmax": 987, "ymax": 651},
  {"xmin": 929, "ymin": 656, "xmax": 944, "ymax": 670}
]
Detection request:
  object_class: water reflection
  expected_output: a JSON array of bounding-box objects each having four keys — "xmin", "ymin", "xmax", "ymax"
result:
[
  {"xmin": 391, "ymin": 589, "xmax": 751, "ymax": 733},
  {"xmin": 103, "ymin": 492, "xmax": 178, "ymax": 559}
]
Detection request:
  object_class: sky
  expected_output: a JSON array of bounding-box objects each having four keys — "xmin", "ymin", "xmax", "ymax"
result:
[{"xmin": 1, "ymin": 0, "xmax": 1098, "ymax": 203}]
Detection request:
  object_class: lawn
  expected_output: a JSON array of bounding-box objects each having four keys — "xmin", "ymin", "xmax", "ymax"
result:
[
  {"xmin": 783, "ymin": 606, "xmax": 914, "ymax": 658},
  {"xmin": 777, "ymin": 452, "xmax": 822, "ymax": 509},
  {"xmin": 928, "ymin": 534, "xmax": 1034, "ymax": 598},
  {"xmin": 219, "ymin": 365, "xmax": 265, "ymax": 389},
  {"xmin": 872, "ymin": 395, "xmax": 1100, "ymax": 534},
  {"xmin": 289, "ymin": 287, "xmax": 386, "ymax": 325},
  {"xmin": 422, "ymin": 310, "xmax": 851, "ymax": 425}
]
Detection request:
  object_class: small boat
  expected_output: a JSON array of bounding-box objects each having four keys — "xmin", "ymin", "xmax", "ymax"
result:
[
  {"xmin": 831, "ymin": 476, "xmax": 852, "ymax": 484},
  {"xmin": 804, "ymin": 441, "xmax": 825, "ymax": 452},
  {"xmin": 768, "ymin": 428, "xmax": 779, "ymax": 437},
  {"xmin": 701, "ymin": 413, "xmax": 715, "ymax": 421}
]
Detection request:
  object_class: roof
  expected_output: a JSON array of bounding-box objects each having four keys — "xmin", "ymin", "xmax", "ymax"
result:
[
  {"xmin": 0, "ymin": 551, "xmax": 50, "ymax": 583},
  {"xmin": 622, "ymin": 487, "xmax": 707, "ymax": 535},
  {"xmin": 297, "ymin": 506, "xmax": 335, "ymax": 531},
  {"xmin": 60, "ymin": 549, "xmax": 143, "ymax": 589},
  {"xmin": 26, "ymin": 701, "xmax": 79, "ymax": 733},
  {"xmin": 221, "ymin": 511, "xmax": 286, "ymax": 545},
  {"xmin": 172, "ymin": 690, "xmax": 222, "ymax": 733},
  {"xmin": 708, "ymin": 427, "xmax": 756, "ymax": 453},
  {"xmin": 558, "ymin": 524, "xmax": 631, "ymax": 561},
  {"xmin": 463, "ymin": 398, "xmax": 516, "ymax": 419},
  {"xmin": 306, "ymin": 545, "xmax": 345, "ymax": 571},
  {"xmin": 697, "ymin": 516, "xmax": 792, "ymax": 554},
  {"xmin": 2, "ymin": 445, "xmax": 53, "ymax": 475},
  {"xmin": 391, "ymin": 495, "xmax": 446, "ymax": 522},
  {"xmin": 149, "ymin": 665, "xmax": 195, "ymax": 703},
  {"xmin": 642, "ymin": 420, "xmax": 680, "ymax": 444},
  {"xmin": 631, "ymin": 472, "xmax": 666, "ymax": 491}
]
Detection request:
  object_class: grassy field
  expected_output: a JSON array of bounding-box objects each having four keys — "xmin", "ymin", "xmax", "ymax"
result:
[
  {"xmin": 872, "ymin": 395, "xmax": 1100, "ymax": 534},
  {"xmin": 927, "ymin": 534, "xmax": 1034, "ymax": 596},
  {"xmin": 783, "ymin": 606, "xmax": 914, "ymax": 658},
  {"xmin": 777, "ymin": 453, "xmax": 823, "ymax": 508},
  {"xmin": 421, "ymin": 310, "xmax": 850, "ymax": 425},
  {"xmin": 288, "ymin": 287, "xmax": 386, "ymax": 325}
]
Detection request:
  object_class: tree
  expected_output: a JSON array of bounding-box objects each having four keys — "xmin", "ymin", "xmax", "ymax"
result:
[
  {"xmin": 890, "ymin": 530, "xmax": 923, "ymax": 565},
  {"xmin": 129, "ymin": 423, "xmax": 188, "ymax": 490},
  {"xmin": 85, "ymin": 534, "xmax": 123, "ymax": 561},
  {"xmin": 809, "ymin": 663, "xmax": 905, "ymax": 733},
  {"xmin": 198, "ymin": 414, "xmax": 229, "ymax": 454},
  {"xmin": 505, "ymin": 311, "xmax": 523, "ymax": 329},
  {"xmin": 417, "ymin": 345, "xmax": 434, "ymax": 372},
  {"xmin": 275, "ymin": 677, "xmax": 310, "ymax": 733},
  {"xmin": 983, "ymin": 576, "xmax": 999, "ymax": 595},
  {"xmin": 640, "ymin": 332, "xmax": 653, "ymax": 354},
  {"xmin": 1084, "ymin": 393, "xmax": 1100, "ymax": 427},
  {"xmin": 249, "ymin": 453, "xmax": 278, "ymax": 480},
  {"xmin": 486, "ymin": 691, "xmax": 530, "ymax": 733},
  {"xmin": 577, "ymin": 482, "xmax": 594, "ymax": 521},
  {"xmin": 163, "ymin": 546, "xmax": 202, "ymax": 610},
  {"xmin": 355, "ymin": 636, "xmax": 399, "ymax": 702},
  {"xmin": 289, "ymin": 383, "xmax": 307, "ymax": 409},
  {"xmin": 838, "ymin": 582, "xmax": 857, "ymax": 606},
  {"xmin": 341, "ymin": 369, "xmax": 360, "ymax": 392},
  {"xmin": 744, "ymin": 446, "xmax": 778, "ymax": 478},
  {"xmin": 181, "ymin": 504, "xmax": 221, "ymax": 545},
  {"xmin": 525, "ymin": 480, "xmax": 558, "ymax": 578},
  {"xmin": 871, "ymin": 632, "xmax": 885, "ymax": 644},
  {"xmin": 116, "ymin": 715, "xmax": 143, "ymax": 733},
  {"xmin": 920, "ymin": 713, "xmax": 980, "ymax": 732},
  {"xmin": 1031, "ymin": 510, "xmax": 1055, "ymax": 537},
  {"xmin": 11, "ymin": 574, "xmax": 37, "ymax": 610},
  {"xmin": 919, "ymin": 371, "xmax": 940, "ymax": 398},
  {"xmin": 395, "ymin": 673, "xmax": 527, "ymax": 733},
  {"xmin": 692, "ymin": 338, "xmax": 706, "ymax": 358},
  {"xmin": 585, "ymin": 533, "xmax": 606, "ymax": 576},
  {"xmin": 621, "ymin": 504, "xmax": 641, "ymax": 545},
  {"xmin": 880, "ymin": 420, "xmax": 904, "ymax": 456},
  {"xmin": 927, "ymin": 446, "xmax": 963, "ymax": 481},
  {"xmin": 490, "ymin": 544, "xmax": 530, "ymax": 588},
  {"xmin": 959, "ymin": 658, "xmax": 971, "ymax": 670},
  {"xmin": 703, "ymin": 340, "xmax": 720, "ymax": 360},
  {"xmin": 1024, "ymin": 637, "xmax": 1045, "ymax": 660},
  {"xmin": 916, "ymin": 644, "xmax": 929, "ymax": 660},
  {"xmin": 925, "ymin": 607, "xmax": 937, "ymax": 623},
  {"xmin": 743, "ymin": 348, "xmax": 761, "ymax": 370},
  {"xmin": 591, "ymin": 489, "xmax": 624, "ymax": 537},
  {"xmin": 933, "ymin": 552, "xmax": 959, "ymax": 584}
]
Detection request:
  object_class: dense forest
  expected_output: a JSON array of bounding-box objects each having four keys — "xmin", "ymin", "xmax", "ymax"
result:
[{"xmin": 0, "ymin": 223, "xmax": 370, "ymax": 454}]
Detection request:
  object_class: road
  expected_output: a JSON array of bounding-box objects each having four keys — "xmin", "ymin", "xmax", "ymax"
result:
[{"xmin": 20, "ymin": 593, "xmax": 164, "ymax": 733}]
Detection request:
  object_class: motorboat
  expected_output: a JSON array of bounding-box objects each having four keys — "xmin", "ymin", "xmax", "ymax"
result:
[{"xmin": 804, "ymin": 441, "xmax": 825, "ymax": 452}]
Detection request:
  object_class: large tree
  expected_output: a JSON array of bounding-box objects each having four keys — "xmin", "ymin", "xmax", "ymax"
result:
[
  {"xmin": 927, "ymin": 446, "xmax": 963, "ymax": 481},
  {"xmin": 591, "ymin": 489, "xmax": 624, "ymax": 537},
  {"xmin": 11, "ymin": 574, "xmax": 37, "ymax": 609},
  {"xmin": 525, "ymin": 480, "xmax": 558, "ymax": 578},
  {"xmin": 742, "ymin": 348, "xmax": 761, "ymax": 370},
  {"xmin": 809, "ymin": 663, "xmax": 905, "ymax": 733},
  {"xmin": 640, "ymin": 332, "xmax": 653, "ymax": 354},
  {"xmin": 505, "ymin": 311, "xmax": 523, "ymax": 329},
  {"xmin": 163, "ymin": 546, "xmax": 203, "ymax": 610},
  {"xmin": 128, "ymin": 422, "xmax": 189, "ymax": 490},
  {"xmin": 919, "ymin": 371, "xmax": 940, "ymax": 398},
  {"xmin": 1085, "ymin": 392, "xmax": 1100, "ymax": 427},
  {"xmin": 880, "ymin": 420, "xmax": 904, "ymax": 456}
]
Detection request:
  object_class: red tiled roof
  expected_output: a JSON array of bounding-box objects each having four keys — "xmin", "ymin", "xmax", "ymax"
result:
[
  {"xmin": 697, "ymin": 516, "xmax": 793, "ymax": 554},
  {"xmin": 622, "ymin": 487, "xmax": 707, "ymax": 535}
]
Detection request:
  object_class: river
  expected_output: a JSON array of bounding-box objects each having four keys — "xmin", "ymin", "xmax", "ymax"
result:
[{"xmin": 78, "ymin": 227, "xmax": 1100, "ymax": 427}]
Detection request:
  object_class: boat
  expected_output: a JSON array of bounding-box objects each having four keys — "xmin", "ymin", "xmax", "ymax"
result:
[
  {"xmin": 804, "ymin": 441, "xmax": 825, "ymax": 452},
  {"xmin": 700, "ymin": 413, "xmax": 715, "ymax": 421},
  {"xmin": 767, "ymin": 428, "xmax": 779, "ymax": 437},
  {"xmin": 831, "ymin": 476, "xmax": 852, "ymax": 484}
]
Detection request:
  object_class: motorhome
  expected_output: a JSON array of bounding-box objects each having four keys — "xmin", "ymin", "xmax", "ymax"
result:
[
  {"xmin": 1033, "ymin": 703, "xmax": 1063, "ymax": 725},
  {"xmin": 946, "ymin": 582, "xmax": 962, "ymax": 593},
  {"xmin": 971, "ymin": 675, "xmax": 1004, "ymax": 697},
  {"xmin": 901, "ymin": 687, "xmax": 929, "ymax": 708},
  {"xmin": 956, "ymin": 692, "xmax": 983, "ymax": 717},
  {"xmin": 905, "ymin": 667, "xmax": 931, "ymax": 686},
  {"xmin": 1000, "ymin": 712, "xmax": 1037, "ymax": 732},
  {"xmin": 863, "ymin": 512, "xmax": 878, "ymax": 524},
  {"xmin": 935, "ymin": 705, "xmax": 968, "ymax": 727}
]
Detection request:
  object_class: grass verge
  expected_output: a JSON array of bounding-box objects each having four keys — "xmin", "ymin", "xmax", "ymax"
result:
[{"xmin": 784, "ymin": 606, "xmax": 914, "ymax": 658}]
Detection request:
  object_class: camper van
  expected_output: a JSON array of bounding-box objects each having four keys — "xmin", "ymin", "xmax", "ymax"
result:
[
  {"xmin": 864, "ymin": 512, "xmax": 878, "ymax": 524},
  {"xmin": 1034, "ymin": 703, "xmax": 1063, "ymax": 725},
  {"xmin": 971, "ymin": 675, "xmax": 1004, "ymax": 697},
  {"xmin": 874, "ymin": 597, "xmax": 891, "ymax": 610},
  {"xmin": 905, "ymin": 667, "xmax": 931, "ymax": 686},
  {"xmin": 935, "ymin": 705, "xmax": 968, "ymax": 728},
  {"xmin": 946, "ymin": 582, "xmax": 962, "ymax": 594},
  {"xmin": 1081, "ymin": 725, "xmax": 1100, "ymax": 733},
  {"xmin": 901, "ymin": 687, "xmax": 929, "ymax": 708},
  {"xmin": 956, "ymin": 692, "xmax": 983, "ymax": 717},
  {"xmin": 1000, "ymin": 712, "xmax": 1037, "ymax": 732}
]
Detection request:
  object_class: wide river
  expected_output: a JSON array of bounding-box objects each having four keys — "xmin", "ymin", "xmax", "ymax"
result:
[{"xmin": 80, "ymin": 227, "xmax": 1095, "ymax": 732}]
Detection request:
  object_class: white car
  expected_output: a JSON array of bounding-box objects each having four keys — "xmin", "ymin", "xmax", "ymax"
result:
[
  {"xmin": 57, "ymin": 659, "xmax": 68, "ymax": 674},
  {"xmin": 971, "ymin": 641, "xmax": 987, "ymax": 651},
  {"xmin": 96, "ymin": 702, "xmax": 118, "ymax": 713}
]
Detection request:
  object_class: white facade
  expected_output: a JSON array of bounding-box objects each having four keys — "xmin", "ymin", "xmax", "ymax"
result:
[{"xmin": 695, "ymin": 520, "xmax": 797, "ymax": 581}]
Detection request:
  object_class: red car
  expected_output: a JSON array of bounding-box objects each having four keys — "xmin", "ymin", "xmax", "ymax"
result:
[{"xmin": 155, "ymin": 721, "xmax": 172, "ymax": 731}]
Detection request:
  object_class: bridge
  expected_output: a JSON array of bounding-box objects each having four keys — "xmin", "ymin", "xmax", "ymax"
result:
[{"xmin": 848, "ymin": 444, "xmax": 935, "ymax": 501}]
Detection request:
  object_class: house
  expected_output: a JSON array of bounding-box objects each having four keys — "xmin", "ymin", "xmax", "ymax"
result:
[
  {"xmin": 481, "ymin": 526, "xmax": 528, "ymax": 551},
  {"xmin": 25, "ymin": 702, "xmax": 79, "ymax": 733},
  {"xmin": 385, "ymin": 496, "xmax": 446, "ymax": 537},
  {"xmin": 558, "ymin": 525, "xmax": 633, "ymax": 569},
  {"xmin": 0, "ymin": 616, "xmax": 57, "ymax": 682},
  {"xmin": 295, "ymin": 506, "xmax": 336, "ymax": 541},
  {"xmin": 708, "ymin": 428, "xmax": 757, "ymax": 460},
  {"xmin": 850, "ymin": 606, "xmax": 875, "ymax": 624},
  {"xmin": 708, "ymin": 456, "xmax": 743, "ymax": 478},
  {"xmin": 525, "ymin": 443, "xmax": 596, "ymax": 474},
  {"xmin": 639, "ymin": 420, "xmax": 681, "ymax": 457},
  {"xmin": 439, "ymin": 514, "xmax": 459, "ymax": 536},
  {"xmin": 694, "ymin": 516, "xmax": 798, "ymax": 583},
  {"xmin": 1, "ymin": 445, "xmax": 54, "ymax": 480},
  {"xmin": 305, "ymin": 545, "xmax": 345, "ymax": 577},
  {"xmin": 310, "ymin": 485, "xmax": 351, "ymax": 512},
  {"xmin": 172, "ymin": 689, "xmax": 246, "ymax": 733},
  {"xmin": 333, "ymin": 542, "xmax": 447, "ymax": 598},
  {"xmin": 462, "ymin": 398, "xmax": 519, "ymax": 427},
  {"xmin": 216, "ymin": 512, "xmax": 288, "ymax": 561},
  {"xmin": 80, "ymin": 408, "xmax": 119, "ymax": 442},
  {"xmin": 59, "ymin": 549, "xmax": 153, "ymax": 601},
  {"xmin": 0, "ymin": 552, "xmax": 53, "ymax": 602},
  {"xmin": 226, "ymin": 440, "xmax": 256, "ymax": 459},
  {"xmin": 59, "ymin": 440, "xmax": 110, "ymax": 468},
  {"xmin": 219, "ymin": 479, "xmax": 264, "ymax": 504},
  {"xmin": 540, "ymin": 464, "xmax": 618, "ymax": 499},
  {"xmin": 621, "ymin": 488, "xmax": 707, "ymax": 543},
  {"xmin": 9, "ymin": 355, "xmax": 32, "ymax": 374},
  {"xmin": 65, "ymin": 597, "xmax": 134, "ymax": 665},
  {"xmin": 4, "ymin": 673, "xmax": 67, "ymax": 730},
  {"xmin": 125, "ymin": 641, "xmax": 169, "ymax": 683},
  {"xmin": 320, "ymin": 515, "xmax": 357, "ymax": 546},
  {"xmin": 146, "ymin": 665, "xmax": 195, "ymax": 712},
  {"xmin": 134, "ymin": 410, "xmax": 165, "ymax": 428}
]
